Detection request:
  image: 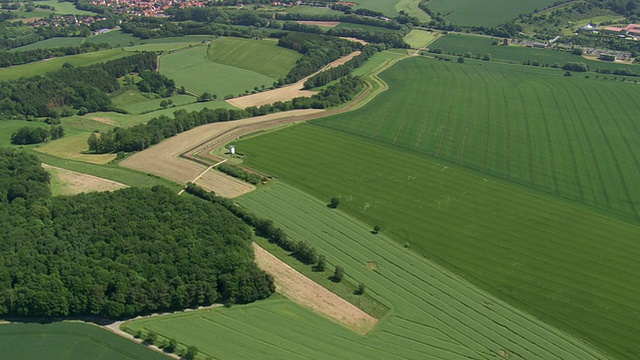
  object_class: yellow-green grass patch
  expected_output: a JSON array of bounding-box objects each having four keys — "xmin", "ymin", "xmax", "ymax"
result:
[
  {"xmin": 403, "ymin": 29, "xmax": 436, "ymax": 49},
  {"xmin": 395, "ymin": 0, "xmax": 431, "ymax": 22},
  {"xmin": 34, "ymin": 132, "xmax": 115, "ymax": 164}
]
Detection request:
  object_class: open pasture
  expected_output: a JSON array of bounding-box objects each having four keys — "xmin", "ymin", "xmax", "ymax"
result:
[
  {"xmin": 42, "ymin": 163, "xmax": 127, "ymax": 196},
  {"xmin": 354, "ymin": 0, "xmax": 399, "ymax": 17},
  {"xmin": 430, "ymin": 34, "xmax": 640, "ymax": 72},
  {"xmin": 34, "ymin": 132, "xmax": 116, "ymax": 164},
  {"xmin": 160, "ymin": 45, "xmax": 275, "ymax": 97},
  {"xmin": 0, "ymin": 322, "xmax": 166, "ymax": 360},
  {"xmin": 208, "ymin": 37, "xmax": 302, "ymax": 79},
  {"xmin": 126, "ymin": 182, "xmax": 610, "ymax": 359},
  {"xmin": 236, "ymin": 123, "xmax": 640, "ymax": 359},
  {"xmin": 8, "ymin": 37, "xmax": 84, "ymax": 51},
  {"xmin": 0, "ymin": 49, "xmax": 128, "ymax": 81},
  {"xmin": 34, "ymin": 0, "xmax": 96, "ymax": 15},
  {"xmin": 425, "ymin": 0, "xmax": 556, "ymax": 26},
  {"xmin": 403, "ymin": 29, "xmax": 436, "ymax": 49},
  {"xmin": 396, "ymin": 0, "xmax": 431, "ymax": 22},
  {"xmin": 319, "ymin": 56, "xmax": 640, "ymax": 223}
]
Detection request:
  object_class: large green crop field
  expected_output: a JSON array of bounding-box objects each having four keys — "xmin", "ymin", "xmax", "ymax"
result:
[
  {"xmin": 159, "ymin": 45, "xmax": 276, "ymax": 97},
  {"xmin": 235, "ymin": 123, "xmax": 640, "ymax": 359},
  {"xmin": 0, "ymin": 322, "xmax": 167, "ymax": 359},
  {"xmin": 0, "ymin": 49, "xmax": 129, "ymax": 81},
  {"xmin": 9, "ymin": 37, "xmax": 84, "ymax": 51},
  {"xmin": 319, "ymin": 56, "xmax": 640, "ymax": 222},
  {"xmin": 430, "ymin": 34, "xmax": 640, "ymax": 72},
  {"xmin": 424, "ymin": 0, "xmax": 557, "ymax": 26},
  {"xmin": 125, "ymin": 184, "xmax": 607, "ymax": 359},
  {"xmin": 207, "ymin": 37, "xmax": 302, "ymax": 79}
]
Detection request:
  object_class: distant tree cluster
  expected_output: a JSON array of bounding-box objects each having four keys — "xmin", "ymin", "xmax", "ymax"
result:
[
  {"xmin": 217, "ymin": 163, "xmax": 266, "ymax": 185},
  {"xmin": 0, "ymin": 149, "xmax": 274, "ymax": 318},
  {"xmin": 136, "ymin": 70, "xmax": 175, "ymax": 98},
  {"xmin": 0, "ymin": 53, "xmax": 157, "ymax": 119},
  {"xmin": 562, "ymin": 62, "xmax": 589, "ymax": 72},
  {"xmin": 11, "ymin": 125, "xmax": 64, "ymax": 145}
]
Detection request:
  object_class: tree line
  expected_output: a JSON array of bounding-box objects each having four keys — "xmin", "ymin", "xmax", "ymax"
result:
[
  {"xmin": 10, "ymin": 125, "xmax": 64, "ymax": 145},
  {"xmin": 303, "ymin": 45, "xmax": 382, "ymax": 89},
  {"xmin": 0, "ymin": 148, "xmax": 274, "ymax": 318},
  {"xmin": 88, "ymin": 75, "xmax": 366, "ymax": 154},
  {"xmin": 217, "ymin": 163, "xmax": 266, "ymax": 185},
  {"xmin": 0, "ymin": 52, "xmax": 157, "ymax": 119},
  {"xmin": 0, "ymin": 42, "xmax": 111, "ymax": 68}
]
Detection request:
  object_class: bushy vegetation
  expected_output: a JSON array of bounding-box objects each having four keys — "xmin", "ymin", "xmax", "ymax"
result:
[
  {"xmin": 11, "ymin": 125, "xmax": 64, "ymax": 145},
  {"xmin": 0, "ymin": 52, "xmax": 157, "ymax": 119},
  {"xmin": 0, "ymin": 149, "xmax": 274, "ymax": 318},
  {"xmin": 217, "ymin": 163, "xmax": 265, "ymax": 185},
  {"xmin": 303, "ymin": 45, "xmax": 381, "ymax": 89}
]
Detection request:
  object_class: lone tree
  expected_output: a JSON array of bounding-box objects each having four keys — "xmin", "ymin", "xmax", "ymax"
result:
[
  {"xmin": 373, "ymin": 224, "xmax": 382, "ymax": 234},
  {"xmin": 333, "ymin": 265, "xmax": 345, "ymax": 282},
  {"xmin": 355, "ymin": 283, "xmax": 366, "ymax": 295},
  {"xmin": 145, "ymin": 330, "xmax": 157, "ymax": 345},
  {"xmin": 315, "ymin": 255, "xmax": 327, "ymax": 272},
  {"xmin": 185, "ymin": 345, "xmax": 199, "ymax": 360},
  {"xmin": 165, "ymin": 338, "xmax": 178, "ymax": 353},
  {"xmin": 329, "ymin": 197, "xmax": 341, "ymax": 208}
]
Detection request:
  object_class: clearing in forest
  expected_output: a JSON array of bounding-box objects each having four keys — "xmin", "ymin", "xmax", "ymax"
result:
[{"xmin": 43, "ymin": 163, "xmax": 127, "ymax": 196}]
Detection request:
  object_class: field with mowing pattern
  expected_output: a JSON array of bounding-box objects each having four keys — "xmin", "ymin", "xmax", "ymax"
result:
[
  {"xmin": 207, "ymin": 38, "xmax": 302, "ymax": 79},
  {"xmin": 424, "ymin": 0, "xmax": 557, "ymax": 26},
  {"xmin": 0, "ymin": 322, "xmax": 167, "ymax": 360},
  {"xmin": 403, "ymin": 29, "xmax": 436, "ymax": 49},
  {"xmin": 159, "ymin": 45, "xmax": 276, "ymax": 97},
  {"xmin": 430, "ymin": 34, "xmax": 640, "ymax": 72},
  {"xmin": 319, "ymin": 56, "xmax": 640, "ymax": 222},
  {"xmin": 125, "ymin": 183, "xmax": 609, "ymax": 359},
  {"xmin": 0, "ymin": 49, "xmax": 128, "ymax": 81},
  {"xmin": 236, "ymin": 123, "xmax": 640, "ymax": 359}
]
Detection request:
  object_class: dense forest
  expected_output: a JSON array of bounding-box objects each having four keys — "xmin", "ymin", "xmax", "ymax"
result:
[
  {"xmin": 0, "ymin": 52, "xmax": 157, "ymax": 119},
  {"xmin": 0, "ymin": 148, "xmax": 274, "ymax": 318}
]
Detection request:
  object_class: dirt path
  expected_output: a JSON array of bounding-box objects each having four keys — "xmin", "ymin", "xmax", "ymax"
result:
[
  {"xmin": 226, "ymin": 51, "xmax": 361, "ymax": 108},
  {"xmin": 253, "ymin": 243, "xmax": 378, "ymax": 334}
]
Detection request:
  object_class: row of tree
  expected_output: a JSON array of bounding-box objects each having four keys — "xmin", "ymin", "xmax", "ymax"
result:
[
  {"xmin": 0, "ymin": 148, "xmax": 275, "ymax": 318},
  {"xmin": 0, "ymin": 42, "xmax": 111, "ymax": 68},
  {"xmin": 88, "ymin": 75, "xmax": 366, "ymax": 154},
  {"xmin": 217, "ymin": 163, "xmax": 266, "ymax": 185},
  {"xmin": 304, "ymin": 45, "xmax": 382, "ymax": 89},
  {"xmin": 10, "ymin": 125, "xmax": 64, "ymax": 145}
]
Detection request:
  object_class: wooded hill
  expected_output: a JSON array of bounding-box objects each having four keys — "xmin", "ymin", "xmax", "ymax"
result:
[{"xmin": 0, "ymin": 148, "xmax": 274, "ymax": 318}]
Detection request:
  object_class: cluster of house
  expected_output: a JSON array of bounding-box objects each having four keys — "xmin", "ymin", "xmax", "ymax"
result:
[
  {"xmin": 27, "ymin": 15, "xmax": 107, "ymax": 28},
  {"xmin": 88, "ymin": 0, "xmax": 207, "ymax": 16}
]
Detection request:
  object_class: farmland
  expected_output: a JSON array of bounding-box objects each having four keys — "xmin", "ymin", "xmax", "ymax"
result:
[
  {"xmin": 159, "ymin": 45, "xmax": 276, "ymax": 97},
  {"xmin": 33, "ymin": 0, "xmax": 96, "ymax": 15},
  {"xmin": 236, "ymin": 123, "xmax": 640, "ymax": 359},
  {"xmin": 125, "ymin": 183, "xmax": 608, "ymax": 359},
  {"xmin": 8, "ymin": 37, "xmax": 84, "ymax": 51},
  {"xmin": 403, "ymin": 29, "xmax": 437, "ymax": 49},
  {"xmin": 424, "ymin": 0, "xmax": 557, "ymax": 26},
  {"xmin": 0, "ymin": 322, "xmax": 167, "ymax": 360},
  {"xmin": 42, "ymin": 163, "xmax": 127, "ymax": 196},
  {"xmin": 318, "ymin": 56, "xmax": 640, "ymax": 222},
  {"xmin": 207, "ymin": 37, "xmax": 302, "ymax": 79},
  {"xmin": 430, "ymin": 34, "xmax": 640, "ymax": 72}
]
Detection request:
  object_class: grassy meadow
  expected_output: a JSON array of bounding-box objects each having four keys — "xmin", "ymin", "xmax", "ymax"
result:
[
  {"xmin": 403, "ymin": 29, "xmax": 437, "ymax": 49},
  {"xmin": 395, "ymin": 0, "xmax": 431, "ymax": 22},
  {"xmin": 425, "ymin": 0, "xmax": 557, "ymax": 26},
  {"xmin": 236, "ymin": 123, "xmax": 640, "ymax": 359},
  {"xmin": 430, "ymin": 34, "xmax": 640, "ymax": 72},
  {"xmin": 34, "ymin": 0, "xmax": 96, "ymax": 15},
  {"xmin": 159, "ymin": 45, "xmax": 276, "ymax": 97},
  {"xmin": 0, "ymin": 49, "xmax": 128, "ymax": 81},
  {"xmin": 207, "ymin": 37, "xmax": 302, "ymax": 79},
  {"xmin": 0, "ymin": 322, "xmax": 167, "ymax": 360},
  {"xmin": 124, "ymin": 184, "xmax": 608, "ymax": 360},
  {"xmin": 319, "ymin": 56, "xmax": 640, "ymax": 222}
]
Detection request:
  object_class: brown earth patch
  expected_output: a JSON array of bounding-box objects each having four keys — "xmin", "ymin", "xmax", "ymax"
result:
[
  {"xmin": 226, "ymin": 51, "xmax": 361, "ymax": 109},
  {"xmin": 42, "ymin": 163, "xmax": 127, "ymax": 195},
  {"xmin": 90, "ymin": 117, "xmax": 116, "ymax": 126},
  {"xmin": 340, "ymin": 37, "xmax": 369, "ymax": 45},
  {"xmin": 366, "ymin": 261, "xmax": 378, "ymax": 271},
  {"xmin": 253, "ymin": 243, "xmax": 378, "ymax": 334},
  {"xmin": 195, "ymin": 169, "xmax": 255, "ymax": 198},
  {"xmin": 121, "ymin": 109, "xmax": 325, "ymax": 193},
  {"xmin": 297, "ymin": 20, "xmax": 340, "ymax": 27}
]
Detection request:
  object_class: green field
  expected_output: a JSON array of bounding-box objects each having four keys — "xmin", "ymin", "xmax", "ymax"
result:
[
  {"xmin": 9, "ymin": 37, "xmax": 84, "ymax": 51},
  {"xmin": 334, "ymin": 22, "xmax": 397, "ymax": 33},
  {"xmin": 34, "ymin": 0, "xmax": 96, "ymax": 15},
  {"xmin": 235, "ymin": 122, "xmax": 640, "ymax": 359},
  {"xmin": 430, "ymin": 34, "xmax": 640, "ymax": 72},
  {"xmin": 0, "ymin": 322, "xmax": 167, "ymax": 360},
  {"xmin": 85, "ymin": 30, "xmax": 141, "ymax": 47},
  {"xmin": 403, "ymin": 29, "xmax": 436, "ymax": 49},
  {"xmin": 320, "ymin": 56, "xmax": 640, "ymax": 222},
  {"xmin": 159, "ymin": 45, "xmax": 276, "ymax": 97},
  {"xmin": 0, "ymin": 120, "xmax": 49, "ymax": 147},
  {"xmin": 396, "ymin": 0, "xmax": 431, "ymax": 22},
  {"xmin": 124, "ymin": 42, "xmax": 202, "ymax": 52},
  {"xmin": 125, "ymin": 184, "xmax": 607, "ymax": 359},
  {"xmin": 355, "ymin": 0, "xmax": 399, "ymax": 17},
  {"xmin": 0, "ymin": 49, "xmax": 128, "ymax": 80},
  {"xmin": 425, "ymin": 0, "xmax": 557, "ymax": 26},
  {"xmin": 207, "ymin": 37, "xmax": 302, "ymax": 79}
]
